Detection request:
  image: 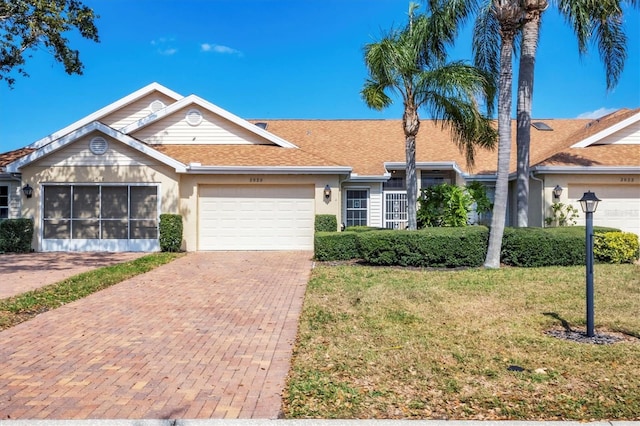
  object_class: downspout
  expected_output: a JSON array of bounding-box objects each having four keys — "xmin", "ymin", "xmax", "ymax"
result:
[{"xmin": 530, "ymin": 172, "xmax": 545, "ymax": 227}]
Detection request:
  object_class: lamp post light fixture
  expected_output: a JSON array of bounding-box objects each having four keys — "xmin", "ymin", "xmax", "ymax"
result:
[
  {"xmin": 552, "ymin": 185, "xmax": 563, "ymax": 200},
  {"xmin": 578, "ymin": 190, "xmax": 601, "ymax": 338},
  {"xmin": 22, "ymin": 184, "xmax": 33, "ymax": 199}
]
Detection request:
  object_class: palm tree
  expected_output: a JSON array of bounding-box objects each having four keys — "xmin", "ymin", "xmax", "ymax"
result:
[
  {"xmin": 478, "ymin": 0, "xmax": 523, "ymax": 268},
  {"xmin": 362, "ymin": 2, "xmax": 496, "ymax": 230},
  {"xmin": 515, "ymin": 0, "xmax": 638, "ymax": 227}
]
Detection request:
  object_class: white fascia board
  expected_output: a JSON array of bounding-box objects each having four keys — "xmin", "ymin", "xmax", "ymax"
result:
[
  {"xmin": 7, "ymin": 122, "xmax": 187, "ymax": 173},
  {"xmin": 384, "ymin": 161, "xmax": 465, "ymax": 175},
  {"xmin": 121, "ymin": 95, "xmax": 299, "ymax": 149},
  {"xmin": 28, "ymin": 83, "xmax": 184, "ymax": 150},
  {"xmin": 571, "ymin": 111, "xmax": 640, "ymax": 148},
  {"xmin": 185, "ymin": 165, "xmax": 351, "ymax": 175},
  {"xmin": 463, "ymin": 174, "xmax": 497, "ymax": 182},
  {"xmin": 344, "ymin": 175, "xmax": 389, "ymax": 182},
  {"xmin": 532, "ymin": 165, "xmax": 640, "ymax": 174}
]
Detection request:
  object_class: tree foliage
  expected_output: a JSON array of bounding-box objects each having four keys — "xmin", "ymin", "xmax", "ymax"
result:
[
  {"xmin": 362, "ymin": 1, "xmax": 496, "ymax": 230},
  {"xmin": 0, "ymin": 0, "xmax": 99, "ymax": 86},
  {"xmin": 417, "ymin": 182, "xmax": 492, "ymax": 228}
]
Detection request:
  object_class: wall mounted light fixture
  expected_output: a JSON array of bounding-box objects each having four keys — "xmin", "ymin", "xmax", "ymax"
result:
[
  {"xmin": 22, "ymin": 184, "xmax": 33, "ymax": 199},
  {"xmin": 323, "ymin": 184, "xmax": 331, "ymax": 200},
  {"xmin": 552, "ymin": 185, "xmax": 563, "ymax": 199}
]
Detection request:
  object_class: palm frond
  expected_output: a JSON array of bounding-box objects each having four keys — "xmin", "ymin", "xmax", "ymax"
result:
[
  {"xmin": 472, "ymin": 3, "xmax": 501, "ymax": 88},
  {"xmin": 591, "ymin": 2, "xmax": 627, "ymax": 90},
  {"xmin": 361, "ymin": 79, "xmax": 394, "ymax": 110}
]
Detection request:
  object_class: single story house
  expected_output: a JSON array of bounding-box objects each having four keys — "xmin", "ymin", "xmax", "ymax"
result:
[{"xmin": 1, "ymin": 83, "xmax": 638, "ymax": 252}]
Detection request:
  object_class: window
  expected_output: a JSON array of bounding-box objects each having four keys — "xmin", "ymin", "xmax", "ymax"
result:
[
  {"xmin": 384, "ymin": 173, "xmax": 405, "ymax": 190},
  {"xmin": 420, "ymin": 171, "xmax": 453, "ymax": 189},
  {"xmin": 43, "ymin": 185, "xmax": 158, "ymax": 240},
  {"xmin": 345, "ymin": 189, "xmax": 368, "ymax": 227},
  {"xmin": 0, "ymin": 186, "xmax": 8, "ymax": 219}
]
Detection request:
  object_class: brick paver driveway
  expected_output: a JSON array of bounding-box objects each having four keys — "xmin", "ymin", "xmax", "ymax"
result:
[
  {"xmin": 0, "ymin": 251, "xmax": 312, "ymax": 420},
  {"xmin": 0, "ymin": 252, "xmax": 145, "ymax": 300}
]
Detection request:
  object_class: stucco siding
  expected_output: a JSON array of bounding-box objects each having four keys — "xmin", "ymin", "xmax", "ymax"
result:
[
  {"xmin": 36, "ymin": 133, "xmax": 158, "ymax": 167},
  {"xmin": 103, "ymin": 93, "xmax": 179, "ymax": 130},
  {"xmin": 179, "ymin": 174, "xmax": 341, "ymax": 251},
  {"xmin": 20, "ymin": 164, "xmax": 180, "ymax": 251},
  {"xmin": 131, "ymin": 107, "xmax": 270, "ymax": 145},
  {"xmin": 544, "ymin": 174, "xmax": 640, "ymax": 235}
]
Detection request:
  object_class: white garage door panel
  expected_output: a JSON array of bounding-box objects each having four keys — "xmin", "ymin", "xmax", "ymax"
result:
[
  {"xmin": 568, "ymin": 184, "xmax": 640, "ymax": 237},
  {"xmin": 199, "ymin": 185, "xmax": 314, "ymax": 250}
]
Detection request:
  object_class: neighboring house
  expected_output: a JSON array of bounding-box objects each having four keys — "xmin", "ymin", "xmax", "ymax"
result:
[{"xmin": 0, "ymin": 83, "xmax": 638, "ymax": 252}]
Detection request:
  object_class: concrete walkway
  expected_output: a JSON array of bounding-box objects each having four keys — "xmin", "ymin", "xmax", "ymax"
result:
[
  {"xmin": 0, "ymin": 252, "xmax": 146, "ymax": 300},
  {"xmin": 0, "ymin": 252, "xmax": 312, "ymax": 420}
]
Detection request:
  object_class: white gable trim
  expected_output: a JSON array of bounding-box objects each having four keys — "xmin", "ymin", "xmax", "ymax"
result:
[
  {"xmin": 120, "ymin": 95, "xmax": 299, "ymax": 149},
  {"xmin": 571, "ymin": 111, "xmax": 640, "ymax": 148},
  {"xmin": 7, "ymin": 122, "xmax": 187, "ymax": 173},
  {"xmin": 28, "ymin": 83, "xmax": 184, "ymax": 150}
]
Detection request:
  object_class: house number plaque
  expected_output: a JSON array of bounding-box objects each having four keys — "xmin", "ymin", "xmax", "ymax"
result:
[{"xmin": 249, "ymin": 177, "xmax": 263, "ymax": 183}]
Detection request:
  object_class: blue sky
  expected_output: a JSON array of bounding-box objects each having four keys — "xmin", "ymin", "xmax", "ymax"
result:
[{"xmin": 1, "ymin": 0, "xmax": 639, "ymax": 153}]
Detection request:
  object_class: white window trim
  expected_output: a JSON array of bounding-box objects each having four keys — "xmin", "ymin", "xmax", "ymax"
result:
[
  {"xmin": 344, "ymin": 187, "xmax": 370, "ymax": 228},
  {"xmin": 40, "ymin": 183, "xmax": 161, "ymax": 252}
]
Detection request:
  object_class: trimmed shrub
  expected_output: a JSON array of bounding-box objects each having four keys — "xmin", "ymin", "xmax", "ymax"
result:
[
  {"xmin": 315, "ymin": 215, "xmax": 338, "ymax": 232},
  {"xmin": 501, "ymin": 227, "xmax": 585, "ymax": 267},
  {"xmin": 0, "ymin": 218, "xmax": 34, "ymax": 253},
  {"xmin": 314, "ymin": 231, "xmax": 360, "ymax": 261},
  {"xmin": 594, "ymin": 232, "xmax": 640, "ymax": 264},
  {"xmin": 344, "ymin": 226, "xmax": 387, "ymax": 233},
  {"xmin": 159, "ymin": 214, "xmax": 183, "ymax": 252},
  {"xmin": 358, "ymin": 226, "xmax": 488, "ymax": 267}
]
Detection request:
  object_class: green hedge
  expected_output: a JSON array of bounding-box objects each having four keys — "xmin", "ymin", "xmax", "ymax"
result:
[
  {"xmin": 358, "ymin": 226, "xmax": 488, "ymax": 267},
  {"xmin": 0, "ymin": 218, "xmax": 34, "ymax": 253},
  {"xmin": 594, "ymin": 232, "xmax": 640, "ymax": 264},
  {"xmin": 501, "ymin": 227, "xmax": 585, "ymax": 267},
  {"xmin": 315, "ymin": 215, "xmax": 338, "ymax": 232},
  {"xmin": 314, "ymin": 231, "xmax": 360, "ymax": 261},
  {"xmin": 313, "ymin": 225, "xmax": 634, "ymax": 267},
  {"xmin": 159, "ymin": 214, "xmax": 183, "ymax": 252}
]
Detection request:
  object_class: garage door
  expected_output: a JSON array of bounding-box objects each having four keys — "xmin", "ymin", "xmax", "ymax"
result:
[
  {"xmin": 198, "ymin": 185, "xmax": 315, "ymax": 250},
  {"xmin": 568, "ymin": 184, "xmax": 640, "ymax": 237}
]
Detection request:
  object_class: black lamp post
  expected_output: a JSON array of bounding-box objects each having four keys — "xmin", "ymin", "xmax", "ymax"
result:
[{"xmin": 578, "ymin": 190, "xmax": 601, "ymax": 337}]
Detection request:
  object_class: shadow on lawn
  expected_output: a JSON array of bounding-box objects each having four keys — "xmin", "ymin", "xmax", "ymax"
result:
[{"xmin": 543, "ymin": 312, "xmax": 573, "ymax": 331}]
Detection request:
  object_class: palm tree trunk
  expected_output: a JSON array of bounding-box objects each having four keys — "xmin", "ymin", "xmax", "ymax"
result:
[
  {"xmin": 516, "ymin": 1, "xmax": 544, "ymax": 227},
  {"xmin": 485, "ymin": 4, "xmax": 519, "ymax": 268},
  {"xmin": 403, "ymin": 104, "xmax": 420, "ymax": 230}
]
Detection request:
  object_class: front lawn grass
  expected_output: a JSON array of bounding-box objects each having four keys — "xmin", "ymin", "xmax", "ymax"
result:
[
  {"xmin": 0, "ymin": 252, "xmax": 183, "ymax": 330},
  {"xmin": 285, "ymin": 263, "xmax": 640, "ymax": 420}
]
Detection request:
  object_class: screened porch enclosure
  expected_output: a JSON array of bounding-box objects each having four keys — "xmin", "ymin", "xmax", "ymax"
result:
[{"xmin": 42, "ymin": 184, "xmax": 160, "ymax": 252}]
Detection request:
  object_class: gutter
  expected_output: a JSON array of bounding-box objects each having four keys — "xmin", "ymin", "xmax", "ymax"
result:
[
  {"xmin": 344, "ymin": 173, "xmax": 390, "ymax": 182},
  {"xmin": 185, "ymin": 164, "xmax": 352, "ymax": 175},
  {"xmin": 531, "ymin": 166, "xmax": 640, "ymax": 174},
  {"xmin": 384, "ymin": 161, "xmax": 466, "ymax": 176}
]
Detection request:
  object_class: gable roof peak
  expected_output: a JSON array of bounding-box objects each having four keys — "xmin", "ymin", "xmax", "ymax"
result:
[{"xmin": 27, "ymin": 83, "xmax": 184, "ymax": 150}]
